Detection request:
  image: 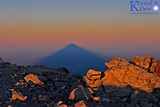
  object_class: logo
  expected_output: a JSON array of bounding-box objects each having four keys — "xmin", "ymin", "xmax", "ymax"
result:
[{"xmin": 130, "ymin": 0, "xmax": 160, "ymax": 14}]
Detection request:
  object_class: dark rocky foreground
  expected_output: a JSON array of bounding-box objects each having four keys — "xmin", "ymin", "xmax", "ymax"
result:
[{"xmin": 0, "ymin": 56, "xmax": 160, "ymax": 107}]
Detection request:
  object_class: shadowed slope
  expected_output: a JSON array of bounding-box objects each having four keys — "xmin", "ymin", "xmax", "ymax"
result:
[
  {"xmin": 37, "ymin": 44, "xmax": 108, "ymax": 75},
  {"xmin": 0, "ymin": 57, "xmax": 4, "ymax": 63}
]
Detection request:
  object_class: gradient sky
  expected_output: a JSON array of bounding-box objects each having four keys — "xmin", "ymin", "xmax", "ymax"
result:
[{"xmin": 0, "ymin": 0, "xmax": 160, "ymax": 65}]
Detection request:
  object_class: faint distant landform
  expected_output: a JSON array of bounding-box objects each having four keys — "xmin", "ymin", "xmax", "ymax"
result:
[{"xmin": 36, "ymin": 43, "xmax": 109, "ymax": 75}]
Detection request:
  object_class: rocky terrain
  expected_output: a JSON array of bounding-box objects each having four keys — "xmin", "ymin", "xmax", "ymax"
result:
[{"xmin": 0, "ymin": 55, "xmax": 160, "ymax": 107}]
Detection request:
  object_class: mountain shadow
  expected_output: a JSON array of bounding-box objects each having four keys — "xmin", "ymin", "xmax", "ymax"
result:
[{"xmin": 37, "ymin": 43, "xmax": 109, "ymax": 75}]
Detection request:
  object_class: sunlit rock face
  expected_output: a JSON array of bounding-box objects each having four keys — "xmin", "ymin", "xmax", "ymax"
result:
[
  {"xmin": 131, "ymin": 56, "xmax": 160, "ymax": 77},
  {"xmin": 11, "ymin": 89, "xmax": 27, "ymax": 101},
  {"xmin": 24, "ymin": 74, "xmax": 44, "ymax": 85},
  {"xmin": 83, "ymin": 70, "xmax": 104, "ymax": 90},
  {"xmin": 85, "ymin": 56, "xmax": 160, "ymax": 93}
]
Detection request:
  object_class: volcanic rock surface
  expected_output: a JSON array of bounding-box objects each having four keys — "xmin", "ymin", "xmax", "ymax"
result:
[{"xmin": 0, "ymin": 56, "xmax": 160, "ymax": 107}]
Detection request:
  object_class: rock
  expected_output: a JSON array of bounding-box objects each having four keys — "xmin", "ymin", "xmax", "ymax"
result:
[
  {"xmin": 24, "ymin": 74, "xmax": 44, "ymax": 85},
  {"xmin": 131, "ymin": 56, "xmax": 160, "ymax": 76},
  {"xmin": 84, "ymin": 70, "xmax": 104, "ymax": 89},
  {"xmin": 69, "ymin": 85, "xmax": 94, "ymax": 101},
  {"xmin": 93, "ymin": 97, "xmax": 101, "ymax": 101},
  {"xmin": 8, "ymin": 105, "xmax": 12, "ymax": 107},
  {"xmin": 105, "ymin": 57, "xmax": 129, "ymax": 68},
  {"xmin": 0, "ymin": 57, "xmax": 4, "ymax": 63},
  {"xmin": 102, "ymin": 56, "xmax": 160, "ymax": 93},
  {"xmin": 58, "ymin": 67, "xmax": 69, "ymax": 74},
  {"xmin": 11, "ymin": 89, "xmax": 27, "ymax": 101},
  {"xmin": 54, "ymin": 101, "xmax": 67, "ymax": 107},
  {"xmin": 86, "ymin": 69, "xmax": 102, "ymax": 80},
  {"xmin": 74, "ymin": 100, "xmax": 88, "ymax": 107}
]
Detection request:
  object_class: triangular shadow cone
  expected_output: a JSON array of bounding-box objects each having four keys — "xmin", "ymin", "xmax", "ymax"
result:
[{"xmin": 37, "ymin": 43, "xmax": 109, "ymax": 75}]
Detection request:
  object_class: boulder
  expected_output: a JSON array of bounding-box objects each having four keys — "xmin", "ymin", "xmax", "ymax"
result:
[
  {"xmin": 69, "ymin": 85, "xmax": 94, "ymax": 101},
  {"xmin": 84, "ymin": 70, "xmax": 104, "ymax": 89},
  {"xmin": 139, "ymin": 101, "xmax": 151, "ymax": 107},
  {"xmin": 24, "ymin": 74, "xmax": 44, "ymax": 85},
  {"xmin": 86, "ymin": 69, "xmax": 102, "ymax": 80},
  {"xmin": 103, "ymin": 57, "xmax": 160, "ymax": 93},
  {"xmin": 93, "ymin": 97, "xmax": 101, "ymax": 101},
  {"xmin": 131, "ymin": 56, "xmax": 160, "ymax": 76},
  {"xmin": 83, "ymin": 56, "xmax": 160, "ymax": 93},
  {"xmin": 105, "ymin": 57, "xmax": 129, "ymax": 68},
  {"xmin": 11, "ymin": 89, "xmax": 27, "ymax": 101},
  {"xmin": 74, "ymin": 100, "xmax": 88, "ymax": 107},
  {"xmin": 54, "ymin": 101, "xmax": 67, "ymax": 107}
]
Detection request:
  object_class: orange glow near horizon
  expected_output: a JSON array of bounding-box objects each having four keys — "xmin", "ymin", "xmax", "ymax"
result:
[{"xmin": 0, "ymin": 20, "xmax": 160, "ymax": 47}]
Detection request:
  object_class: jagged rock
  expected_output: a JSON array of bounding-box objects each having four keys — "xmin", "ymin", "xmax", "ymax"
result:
[
  {"xmin": 83, "ymin": 70, "xmax": 104, "ymax": 89},
  {"xmin": 8, "ymin": 105, "xmax": 12, "ymax": 107},
  {"xmin": 11, "ymin": 89, "xmax": 27, "ymax": 101},
  {"xmin": 0, "ymin": 57, "xmax": 4, "ymax": 63},
  {"xmin": 54, "ymin": 101, "xmax": 67, "ymax": 107},
  {"xmin": 105, "ymin": 57, "xmax": 129, "ymax": 68},
  {"xmin": 69, "ymin": 85, "xmax": 94, "ymax": 101},
  {"xmin": 74, "ymin": 100, "xmax": 88, "ymax": 107},
  {"xmin": 24, "ymin": 74, "xmax": 44, "ymax": 85},
  {"xmin": 93, "ymin": 97, "xmax": 101, "ymax": 101},
  {"xmin": 86, "ymin": 69, "xmax": 102, "ymax": 80},
  {"xmin": 102, "ymin": 57, "xmax": 160, "ymax": 93},
  {"xmin": 81, "ymin": 56, "xmax": 160, "ymax": 93},
  {"xmin": 131, "ymin": 56, "xmax": 160, "ymax": 76}
]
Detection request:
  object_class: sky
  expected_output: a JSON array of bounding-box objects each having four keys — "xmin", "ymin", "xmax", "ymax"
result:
[{"xmin": 0, "ymin": 0, "xmax": 160, "ymax": 65}]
